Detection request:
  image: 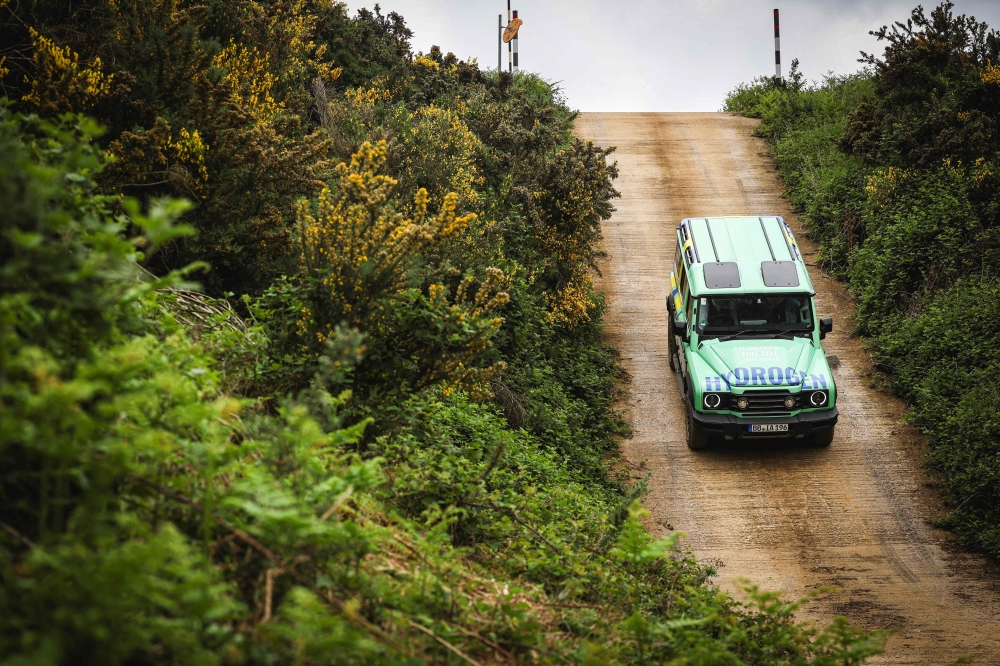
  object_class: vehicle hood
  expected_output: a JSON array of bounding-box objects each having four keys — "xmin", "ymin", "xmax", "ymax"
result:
[{"xmin": 692, "ymin": 337, "xmax": 832, "ymax": 391}]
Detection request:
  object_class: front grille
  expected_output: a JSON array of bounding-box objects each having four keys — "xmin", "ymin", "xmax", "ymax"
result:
[{"xmin": 730, "ymin": 390, "xmax": 799, "ymax": 414}]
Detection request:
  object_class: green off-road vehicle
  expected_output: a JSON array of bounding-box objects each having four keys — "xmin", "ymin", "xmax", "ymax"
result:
[{"xmin": 667, "ymin": 216, "xmax": 838, "ymax": 449}]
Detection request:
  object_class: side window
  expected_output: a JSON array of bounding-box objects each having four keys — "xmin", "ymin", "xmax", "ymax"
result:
[
  {"xmin": 686, "ymin": 294, "xmax": 695, "ymax": 327},
  {"xmin": 672, "ymin": 241, "xmax": 687, "ymax": 317},
  {"xmin": 677, "ymin": 253, "xmax": 689, "ymax": 309}
]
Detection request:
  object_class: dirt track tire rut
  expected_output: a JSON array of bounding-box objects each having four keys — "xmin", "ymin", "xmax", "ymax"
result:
[{"xmin": 575, "ymin": 112, "xmax": 1000, "ymax": 664}]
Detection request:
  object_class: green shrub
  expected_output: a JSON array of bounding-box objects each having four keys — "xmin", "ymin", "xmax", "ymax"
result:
[
  {"xmin": 0, "ymin": 2, "xmax": 890, "ymax": 661},
  {"xmin": 723, "ymin": 75, "xmax": 780, "ymax": 117},
  {"xmin": 841, "ymin": 3, "xmax": 1000, "ymax": 167},
  {"xmin": 851, "ymin": 167, "xmax": 979, "ymax": 333},
  {"xmin": 872, "ymin": 277, "xmax": 1000, "ymax": 555}
]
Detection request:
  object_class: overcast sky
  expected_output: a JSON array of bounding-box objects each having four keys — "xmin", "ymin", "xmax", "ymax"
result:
[{"xmin": 343, "ymin": 0, "xmax": 1000, "ymax": 111}]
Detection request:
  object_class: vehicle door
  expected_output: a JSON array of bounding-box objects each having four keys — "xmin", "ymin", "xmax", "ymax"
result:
[
  {"xmin": 679, "ymin": 292, "xmax": 694, "ymax": 381},
  {"xmin": 669, "ymin": 240, "xmax": 688, "ymax": 373}
]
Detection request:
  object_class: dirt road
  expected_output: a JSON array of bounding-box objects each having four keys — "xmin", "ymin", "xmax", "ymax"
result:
[{"xmin": 575, "ymin": 113, "xmax": 1000, "ymax": 664}]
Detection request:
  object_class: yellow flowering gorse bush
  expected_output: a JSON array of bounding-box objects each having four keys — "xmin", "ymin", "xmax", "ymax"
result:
[
  {"xmin": 546, "ymin": 273, "xmax": 594, "ymax": 327},
  {"xmin": 397, "ymin": 105, "xmax": 482, "ymax": 206},
  {"xmin": 298, "ymin": 140, "xmax": 474, "ymax": 322},
  {"xmin": 215, "ymin": 44, "xmax": 284, "ymax": 123},
  {"xmin": 21, "ymin": 28, "xmax": 111, "ymax": 114},
  {"xmin": 296, "ymin": 140, "xmax": 509, "ymax": 396},
  {"xmin": 425, "ymin": 267, "xmax": 510, "ymax": 399},
  {"xmin": 982, "ymin": 61, "xmax": 1000, "ymax": 85},
  {"xmin": 865, "ymin": 165, "xmax": 904, "ymax": 209}
]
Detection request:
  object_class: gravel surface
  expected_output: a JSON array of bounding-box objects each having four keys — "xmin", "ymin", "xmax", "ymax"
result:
[{"xmin": 575, "ymin": 112, "xmax": 1000, "ymax": 664}]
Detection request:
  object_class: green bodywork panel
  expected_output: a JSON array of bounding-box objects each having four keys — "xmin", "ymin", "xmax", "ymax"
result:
[
  {"xmin": 686, "ymin": 337, "xmax": 837, "ymax": 415},
  {"xmin": 670, "ymin": 216, "xmax": 837, "ymax": 419},
  {"xmin": 685, "ymin": 216, "xmax": 814, "ymax": 297}
]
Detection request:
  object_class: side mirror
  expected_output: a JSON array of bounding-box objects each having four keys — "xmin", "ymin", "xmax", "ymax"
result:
[
  {"xmin": 674, "ymin": 319, "xmax": 688, "ymax": 342},
  {"xmin": 819, "ymin": 317, "xmax": 833, "ymax": 340}
]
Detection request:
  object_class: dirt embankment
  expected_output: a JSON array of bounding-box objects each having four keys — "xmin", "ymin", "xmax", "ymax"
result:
[{"xmin": 575, "ymin": 112, "xmax": 1000, "ymax": 665}]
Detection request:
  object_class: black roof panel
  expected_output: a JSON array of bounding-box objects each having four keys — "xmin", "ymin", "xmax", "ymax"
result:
[
  {"xmin": 761, "ymin": 261, "xmax": 800, "ymax": 288},
  {"xmin": 703, "ymin": 262, "xmax": 741, "ymax": 289}
]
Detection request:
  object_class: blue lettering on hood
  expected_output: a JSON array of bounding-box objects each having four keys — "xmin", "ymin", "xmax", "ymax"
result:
[
  {"xmin": 704, "ymin": 376, "xmax": 730, "ymax": 391},
  {"xmin": 708, "ymin": 369, "xmax": 827, "ymax": 389}
]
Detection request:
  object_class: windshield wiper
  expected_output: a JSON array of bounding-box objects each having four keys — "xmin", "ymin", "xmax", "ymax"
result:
[
  {"xmin": 708, "ymin": 329, "xmax": 809, "ymax": 343},
  {"xmin": 710, "ymin": 330, "xmax": 757, "ymax": 343},
  {"xmin": 758, "ymin": 328, "xmax": 811, "ymax": 339}
]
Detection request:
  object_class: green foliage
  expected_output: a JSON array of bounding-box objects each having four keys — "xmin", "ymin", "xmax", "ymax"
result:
[
  {"xmin": 723, "ymin": 75, "xmax": 780, "ymax": 117},
  {"xmin": 610, "ymin": 504, "xmax": 680, "ymax": 565},
  {"xmin": 0, "ymin": 110, "xmax": 191, "ymax": 362},
  {"xmin": 1, "ymin": 0, "xmax": 363, "ymax": 294},
  {"xmin": 726, "ymin": 2, "xmax": 1000, "ymax": 560},
  {"xmin": 872, "ymin": 278, "xmax": 1000, "ymax": 555},
  {"xmin": 842, "ymin": 2, "xmax": 1000, "ymax": 167},
  {"xmin": 0, "ymin": 2, "xmax": 886, "ymax": 663},
  {"xmin": 312, "ymin": 6, "xmax": 413, "ymax": 90},
  {"xmin": 722, "ymin": 59, "xmax": 806, "ymax": 118},
  {"xmin": 850, "ymin": 167, "xmax": 979, "ymax": 331},
  {"xmin": 0, "ymin": 109, "xmax": 240, "ymax": 663}
]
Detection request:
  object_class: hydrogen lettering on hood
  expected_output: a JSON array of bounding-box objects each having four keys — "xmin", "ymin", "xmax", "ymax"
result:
[
  {"xmin": 704, "ymin": 370, "xmax": 828, "ymax": 391},
  {"xmin": 695, "ymin": 339, "xmax": 829, "ymax": 391}
]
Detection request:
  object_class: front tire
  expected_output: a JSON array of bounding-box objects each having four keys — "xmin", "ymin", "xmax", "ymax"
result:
[
  {"xmin": 686, "ymin": 408, "xmax": 712, "ymax": 450},
  {"xmin": 808, "ymin": 426, "xmax": 835, "ymax": 447}
]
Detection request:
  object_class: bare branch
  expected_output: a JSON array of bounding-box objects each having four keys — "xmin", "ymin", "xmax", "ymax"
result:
[
  {"xmin": 0, "ymin": 520, "xmax": 34, "ymax": 549},
  {"xmin": 408, "ymin": 621, "xmax": 484, "ymax": 666}
]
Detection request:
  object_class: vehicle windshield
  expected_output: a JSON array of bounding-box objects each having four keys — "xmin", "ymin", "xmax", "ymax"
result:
[{"xmin": 697, "ymin": 295, "xmax": 813, "ymax": 335}]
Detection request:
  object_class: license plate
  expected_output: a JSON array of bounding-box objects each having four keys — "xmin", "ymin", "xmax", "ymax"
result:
[{"xmin": 749, "ymin": 423, "xmax": 789, "ymax": 433}]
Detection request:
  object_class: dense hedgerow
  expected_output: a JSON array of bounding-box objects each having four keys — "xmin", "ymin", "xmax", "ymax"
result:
[
  {"xmin": 725, "ymin": 2, "xmax": 1000, "ymax": 558},
  {"xmin": 0, "ymin": 112, "xmax": 886, "ymax": 664},
  {"xmin": 1, "ymin": 0, "xmax": 886, "ymax": 662}
]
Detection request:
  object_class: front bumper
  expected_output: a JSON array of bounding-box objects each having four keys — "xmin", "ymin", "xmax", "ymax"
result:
[{"xmin": 691, "ymin": 407, "xmax": 838, "ymax": 439}]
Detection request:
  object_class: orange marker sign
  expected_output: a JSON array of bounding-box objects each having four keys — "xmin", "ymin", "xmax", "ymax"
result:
[{"xmin": 502, "ymin": 17, "xmax": 522, "ymax": 43}]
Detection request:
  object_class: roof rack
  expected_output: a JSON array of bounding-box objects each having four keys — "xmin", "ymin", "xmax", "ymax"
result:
[
  {"xmin": 758, "ymin": 217, "xmax": 776, "ymax": 261},
  {"xmin": 777, "ymin": 217, "xmax": 800, "ymax": 261},
  {"xmin": 704, "ymin": 218, "xmax": 720, "ymax": 262},
  {"xmin": 679, "ymin": 220, "xmax": 701, "ymax": 265}
]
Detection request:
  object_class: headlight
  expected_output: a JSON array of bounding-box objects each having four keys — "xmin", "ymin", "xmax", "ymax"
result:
[
  {"xmin": 735, "ymin": 396, "xmax": 749, "ymax": 410},
  {"xmin": 808, "ymin": 390, "xmax": 829, "ymax": 407},
  {"xmin": 703, "ymin": 393, "xmax": 725, "ymax": 409}
]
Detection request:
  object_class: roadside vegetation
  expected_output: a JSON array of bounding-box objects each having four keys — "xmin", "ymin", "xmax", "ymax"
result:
[
  {"xmin": 0, "ymin": 1, "xmax": 883, "ymax": 662},
  {"xmin": 725, "ymin": 2, "xmax": 1000, "ymax": 559}
]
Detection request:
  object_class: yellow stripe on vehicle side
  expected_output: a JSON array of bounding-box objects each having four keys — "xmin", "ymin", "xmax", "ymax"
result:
[{"xmin": 783, "ymin": 226, "xmax": 798, "ymax": 254}]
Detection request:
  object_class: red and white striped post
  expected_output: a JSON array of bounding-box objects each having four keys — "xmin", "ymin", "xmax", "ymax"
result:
[
  {"xmin": 507, "ymin": 0, "xmax": 512, "ymax": 73},
  {"xmin": 512, "ymin": 10, "xmax": 519, "ymax": 73},
  {"xmin": 773, "ymin": 8, "xmax": 782, "ymax": 85}
]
